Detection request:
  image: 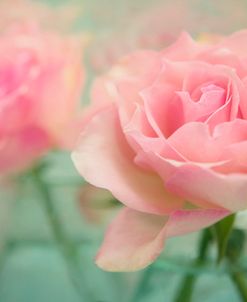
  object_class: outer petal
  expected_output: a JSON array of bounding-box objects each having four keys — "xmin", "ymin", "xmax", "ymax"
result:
[
  {"xmin": 166, "ymin": 165, "xmax": 247, "ymax": 212},
  {"xmin": 96, "ymin": 207, "xmax": 229, "ymax": 271},
  {"xmin": 162, "ymin": 31, "xmax": 209, "ymax": 60},
  {"xmin": 218, "ymin": 29, "xmax": 247, "ymax": 56},
  {"xmin": 112, "ymin": 50, "xmax": 163, "ymax": 126},
  {"xmin": 72, "ymin": 105, "xmax": 183, "ymax": 215}
]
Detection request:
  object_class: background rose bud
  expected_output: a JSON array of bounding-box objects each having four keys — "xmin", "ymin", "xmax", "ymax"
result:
[
  {"xmin": 0, "ymin": 23, "xmax": 85, "ymax": 174},
  {"xmin": 72, "ymin": 30, "xmax": 247, "ymax": 271}
]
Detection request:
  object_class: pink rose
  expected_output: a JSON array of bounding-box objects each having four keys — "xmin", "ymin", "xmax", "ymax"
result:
[
  {"xmin": 72, "ymin": 30, "xmax": 247, "ymax": 271},
  {"xmin": 0, "ymin": 23, "xmax": 84, "ymax": 174}
]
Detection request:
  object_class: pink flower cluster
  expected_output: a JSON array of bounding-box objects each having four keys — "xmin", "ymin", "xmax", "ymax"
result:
[{"xmin": 73, "ymin": 30, "xmax": 247, "ymax": 271}]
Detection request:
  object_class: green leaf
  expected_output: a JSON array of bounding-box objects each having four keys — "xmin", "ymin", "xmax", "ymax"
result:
[
  {"xmin": 213, "ymin": 214, "xmax": 235, "ymax": 264},
  {"xmin": 226, "ymin": 229, "xmax": 246, "ymax": 263}
]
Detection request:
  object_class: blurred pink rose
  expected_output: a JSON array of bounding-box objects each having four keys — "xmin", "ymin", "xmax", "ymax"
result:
[
  {"xmin": 0, "ymin": 24, "xmax": 84, "ymax": 174},
  {"xmin": 72, "ymin": 30, "xmax": 247, "ymax": 271}
]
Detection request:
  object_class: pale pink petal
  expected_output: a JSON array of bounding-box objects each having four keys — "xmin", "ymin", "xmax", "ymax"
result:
[
  {"xmin": 165, "ymin": 208, "xmax": 229, "ymax": 237},
  {"xmin": 71, "ymin": 73, "xmax": 119, "ymax": 142},
  {"xmin": 162, "ymin": 31, "xmax": 208, "ymax": 60},
  {"xmin": 198, "ymin": 48, "xmax": 246, "ymax": 78},
  {"xmin": 111, "ymin": 50, "xmax": 162, "ymax": 126},
  {"xmin": 72, "ymin": 105, "xmax": 183, "ymax": 215},
  {"xmin": 167, "ymin": 119, "xmax": 247, "ymax": 164},
  {"xmin": 135, "ymin": 150, "xmax": 228, "ymax": 209},
  {"xmin": 176, "ymin": 86, "xmax": 225, "ymax": 123},
  {"xmin": 139, "ymin": 61, "xmax": 190, "ymax": 137},
  {"xmin": 96, "ymin": 207, "xmax": 229, "ymax": 271},
  {"xmin": 213, "ymin": 119, "xmax": 247, "ymax": 144},
  {"xmin": 166, "ymin": 165, "xmax": 247, "ymax": 211},
  {"xmin": 96, "ymin": 208, "xmax": 168, "ymax": 272},
  {"xmin": 218, "ymin": 29, "xmax": 247, "ymax": 56},
  {"xmin": 168, "ymin": 122, "xmax": 223, "ymax": 163},
  {"xmin": 240, "ymin": 78, "xmax": 247, "ymax": 118},
  {"xmin": 222, "ymin": 141, "xmax": 247, "ymax": 173},
  {"xmin": 141, "ymin": 80, "xmax": 184, "ymax": 137},
  {"xmin": 125, "ymin": 103, "xmax": 157, "ymax": 139}
]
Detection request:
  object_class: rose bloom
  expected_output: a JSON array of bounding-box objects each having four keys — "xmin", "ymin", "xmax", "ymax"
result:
[
  {"xmin": 0, "ymin": 23, "xmax": 84, "ymax": 174},
  {"xmin": 72, "ymin": 30, "xmax": 247, "ymax": 271}
]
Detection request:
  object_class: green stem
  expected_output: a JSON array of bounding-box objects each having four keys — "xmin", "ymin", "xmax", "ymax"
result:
[
  {"xmin": 225, "ymin": 229, "xmax": 247, "ymax": 302},
  {"xmin": 131, "ymin": 229, "xmax": 212, "ymax": 302},
  {"xmin": 31, "ymin": 165, "xmax": 92, "ymax": 301},
  {"xmin": 231, "ymin": 271, "xmax": 247, "ymax": 302},
  {"xmin": 173, "ymin": 275, "xmax": 196, "ymax": 302},
  {"xmin": 212, "ymin": 214, "xmax": 236, "ymax": 264},
  {"xmin": 173, "ymin": 228, "xmax": 212, "ymax": 302},
  {"xmin": 130, "ymin": 266, "xmax": 154, "ymax": 302}
]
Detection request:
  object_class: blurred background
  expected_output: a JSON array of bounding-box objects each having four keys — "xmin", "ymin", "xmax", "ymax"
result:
[{"xmin": 1, "ymin": 0, "xmax": 247, "ymax": 301}]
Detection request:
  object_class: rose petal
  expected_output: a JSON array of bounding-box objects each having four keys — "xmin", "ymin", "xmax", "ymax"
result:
[
  {"xmin": 96, "ymin": 207, "xmax": 229, "ymax": 271},
  {"xmin": 168, "ymin": 122, "xmax": 222, "ymax": 163},
  {"xmin": 114, "ymin": 50, "xmax": 163, "ymax": 126},
  {"xmin": 72, "ymin": 105, "xmax": 183, "ymax": 215},
  {"xmin": 162, "ymin": 31, "xmax": 208, "ymax": 60},
  {"xmin": 166, "ymin": 164, "xmax": 247, "ymax": 211},
  {"xmin": 167, "ymin": 119, "xmax": 247, "ymax": 164},
  {"xmin": 221, "ymin": 141, "xmax": 247, "ymax": 173},
  {"xmin": 219, "ymin": 29, "xmax": 247, "ymax": 56}
]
